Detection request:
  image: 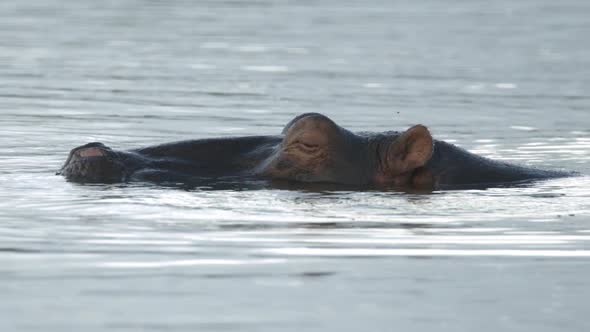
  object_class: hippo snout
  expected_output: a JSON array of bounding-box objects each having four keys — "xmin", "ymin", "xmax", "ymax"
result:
[{"xmin": 58, "ymin": 142, "xmax": 126, "ymax": 183}]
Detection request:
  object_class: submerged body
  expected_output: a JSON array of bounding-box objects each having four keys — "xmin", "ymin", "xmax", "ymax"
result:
[{"xmin": 59, "ymin": 113, "xmax": 575, "ymax": 190}]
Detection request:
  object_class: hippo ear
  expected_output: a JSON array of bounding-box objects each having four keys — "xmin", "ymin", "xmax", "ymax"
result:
[{"xmin": 385, "ymin": 125, "xmax": 433, "ymax": 174}]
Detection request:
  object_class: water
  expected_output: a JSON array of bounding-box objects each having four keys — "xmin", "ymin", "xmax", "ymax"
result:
[{"xmin": 1, "ymin": 0, "xmax": 590, "ymax": 331}]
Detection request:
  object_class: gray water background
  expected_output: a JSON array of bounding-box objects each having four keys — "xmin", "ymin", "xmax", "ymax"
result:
[{"xmin": 1, "ymin": 0, "xmax": 590, "ymax": 331}]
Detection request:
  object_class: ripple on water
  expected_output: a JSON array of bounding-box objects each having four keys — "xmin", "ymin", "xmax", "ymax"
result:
[
  {"xmin": 241, "ymin": 65, "xmax": 290, "ymax": 72},
  {"xmin": 262, "ymin": 248, "xmax": 590, "ymax": 258},
  {"xmin": 98, "ymin": 258, "xmax": 286, "ymax": 269}
]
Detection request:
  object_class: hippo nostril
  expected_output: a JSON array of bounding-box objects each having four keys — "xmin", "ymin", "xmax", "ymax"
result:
[
  {"xmin": 62, "ymin": 143, "xmax": 114, "ymax": 171},
  {"xmin": 70, "ymin": 142, "xmax": 106, "ymax": 152},
  {"xmin": 69, "ymin": 142, "xmax": 111, "ymax": 157},
  {"xmin": 77, "ymin": 147, "xmax": 108, "ymax": 158},
  {"xmin": 83, "ymin": 142, "xmax": 105, "ymax": 147}
]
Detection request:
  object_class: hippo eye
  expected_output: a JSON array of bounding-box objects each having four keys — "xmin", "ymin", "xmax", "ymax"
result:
[{"xmin": 294, "ymin": 140, "xmax": 320, "ymax": 153}]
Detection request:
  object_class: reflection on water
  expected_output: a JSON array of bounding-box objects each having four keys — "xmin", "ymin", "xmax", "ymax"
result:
[{"xmin": 1, "ymin": 0, "xmax": 590, "ymax": 331}]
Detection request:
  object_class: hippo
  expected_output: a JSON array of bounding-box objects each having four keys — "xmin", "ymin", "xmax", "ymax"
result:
[{"xmin": 58, "ymin": 113, "xmax": 575, "ymax": 190}]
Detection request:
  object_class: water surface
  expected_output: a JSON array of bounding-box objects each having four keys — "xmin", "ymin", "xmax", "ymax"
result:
[{"xmin": 1, "ymin": 0, "xmax": 590, "ymax": 331}]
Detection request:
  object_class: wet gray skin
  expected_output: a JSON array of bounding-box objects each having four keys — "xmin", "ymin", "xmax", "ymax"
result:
[{"xmin": 58, "ymin": 113, "xmax": 576, "ymax": 190}]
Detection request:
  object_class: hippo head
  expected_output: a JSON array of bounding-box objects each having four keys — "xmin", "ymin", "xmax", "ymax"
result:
[{"xmin": 258, "ymin": 113, "xmax": 434, "ymax": 188}]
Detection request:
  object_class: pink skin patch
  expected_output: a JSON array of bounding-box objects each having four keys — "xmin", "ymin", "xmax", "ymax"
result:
[{"xmin": 78, "ymin": 147, "xmax": 106, "ymax": 158}]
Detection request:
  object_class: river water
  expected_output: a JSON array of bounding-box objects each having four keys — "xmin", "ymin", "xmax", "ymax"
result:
[{"xmin": 1, "ymin": 0, "xmax": 590, "ymax": 331}]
